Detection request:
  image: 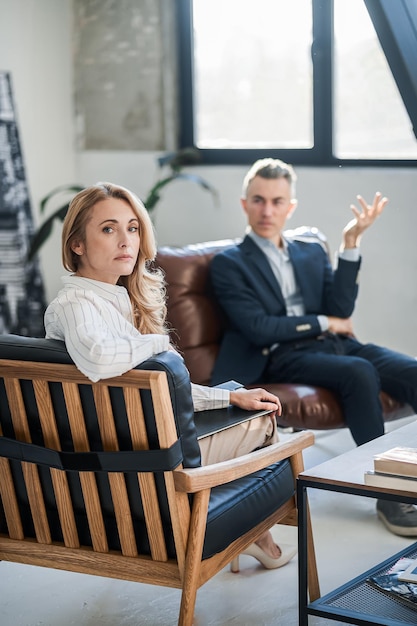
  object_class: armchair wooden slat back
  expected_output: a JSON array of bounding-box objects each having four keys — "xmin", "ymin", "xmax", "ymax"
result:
[
  {"xmin": 5, "ymin": 375, "xmax": 54, "ymax": 545},
  {"xmin": 0, "ymin": 338, "xmax": 318, "ymax": 625},
  {"xmin": 61, "ymin": 381, "xmax": 109, "ymax": 552},
  {"xmin": 0, "ymin": 359, "xmax": 176, "ymax": 559},
  {"xmin": 34, "ymin": 378, "xmax": 80, "ymax": 548}
]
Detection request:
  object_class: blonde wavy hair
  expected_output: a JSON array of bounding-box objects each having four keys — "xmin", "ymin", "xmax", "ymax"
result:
[{"xmin": 62, "ymin": 182, "xmax": 167, "ymax": 335}]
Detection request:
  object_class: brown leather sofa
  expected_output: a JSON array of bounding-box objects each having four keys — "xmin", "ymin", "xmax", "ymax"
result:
[{"xmin": 155, "ymin": 234, "xmax": 414, "ymax": 432}]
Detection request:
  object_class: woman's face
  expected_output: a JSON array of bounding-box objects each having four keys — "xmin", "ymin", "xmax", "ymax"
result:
[{"xmin": 71, "ymin": 197, "xmax": 140, "ymax": 284}]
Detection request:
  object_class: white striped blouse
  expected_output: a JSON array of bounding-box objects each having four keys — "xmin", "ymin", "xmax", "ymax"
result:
[{"xmin": 44, "ymin": 275, "xmax": 230, "ymax": 412}]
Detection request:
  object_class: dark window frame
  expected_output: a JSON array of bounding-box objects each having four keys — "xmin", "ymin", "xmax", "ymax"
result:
[{"xmin": 176, "ymin": 0, "xmax": 417, "ymax": 167}]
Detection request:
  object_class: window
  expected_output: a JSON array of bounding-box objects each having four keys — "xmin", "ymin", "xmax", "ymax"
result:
[
  {"xmin": 177, "ymin": 0, "xmax": 417, "ymax": 165},
  {"xmin": 334, "ymin": 1, "xmax": 417, "ymax": 159},
  {"xmin": 191, "ymin": 0, "xmax": 313, "ymax": 150}
]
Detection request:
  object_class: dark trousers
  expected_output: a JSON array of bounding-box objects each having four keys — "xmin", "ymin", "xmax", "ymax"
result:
[{"xmin": 265, "ymin": 333, "xmax": 417, "ymax": 446}]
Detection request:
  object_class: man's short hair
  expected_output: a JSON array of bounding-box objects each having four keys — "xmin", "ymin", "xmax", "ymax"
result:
[{"xmin": 242, "ymin": 158, "xmax": 297, "ymax": 197}]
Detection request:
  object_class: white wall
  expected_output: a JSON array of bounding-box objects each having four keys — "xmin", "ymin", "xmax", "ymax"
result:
[
  {"xmin": 1, "ymin": 0, "xmax": 416, "ymax": 357},
  {"xmin": 0, "ymin": 0, "xmax": 76, "ymax": 296}
]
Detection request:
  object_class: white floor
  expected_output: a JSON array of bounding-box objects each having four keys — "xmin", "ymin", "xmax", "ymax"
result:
[{"xmin": 1, "ymin": 415, "xmax": 416, "ymax": 626}]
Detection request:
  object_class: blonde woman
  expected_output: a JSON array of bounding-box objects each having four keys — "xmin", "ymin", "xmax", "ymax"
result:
[{"xmin": 45, "ymin": 182, "xmax": 296, "ymax": 569}]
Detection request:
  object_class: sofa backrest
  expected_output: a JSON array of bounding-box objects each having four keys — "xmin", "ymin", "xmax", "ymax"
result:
[{"xmin": 156, "ymin": 239, "xmax": 238, "ymax": 385}]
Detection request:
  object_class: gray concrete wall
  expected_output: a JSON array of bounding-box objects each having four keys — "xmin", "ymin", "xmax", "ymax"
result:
[{"xmin": 73, "ymin": 0, "xmax": 178, "ymax": 150}]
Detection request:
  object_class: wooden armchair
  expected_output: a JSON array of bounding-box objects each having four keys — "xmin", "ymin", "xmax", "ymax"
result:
[{"xmin": 0, "ymin": 334, "xmax": 318, "ymax": 626}]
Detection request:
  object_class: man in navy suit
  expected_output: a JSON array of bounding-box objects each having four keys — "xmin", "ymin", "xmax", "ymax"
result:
[{"xmin": 210, "ymin": 158, "xmax": 417, "ymax": 536}]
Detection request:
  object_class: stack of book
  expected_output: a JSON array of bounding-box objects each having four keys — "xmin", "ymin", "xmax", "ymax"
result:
[{"xmin": 364, "ymin": 446, "xmax": 417, "ymax": 492}]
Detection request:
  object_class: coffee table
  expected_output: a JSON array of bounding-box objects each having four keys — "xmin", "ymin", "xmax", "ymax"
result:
[{"xmin": 297, "ymin": 419, "xmax": 417, "ymax": 625}]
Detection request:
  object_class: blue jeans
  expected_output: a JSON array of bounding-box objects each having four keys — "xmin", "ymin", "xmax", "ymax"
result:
[{"xmin": 265, "ymin": 333, "xmax": 417, "ymax": 446}]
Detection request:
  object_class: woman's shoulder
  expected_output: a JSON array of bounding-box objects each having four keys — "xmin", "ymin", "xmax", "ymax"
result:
[{"xmin": 52, "ymin": 275, "xmax": 127, "ymax": 302}]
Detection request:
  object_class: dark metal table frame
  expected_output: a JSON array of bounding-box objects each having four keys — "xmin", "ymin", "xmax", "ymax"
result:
[
  {"xmin": 298, "ymin": 476, "xmax": 417, "ymax": 625},
  {"xmin": 297, "ymin": 421, "xmax": 417, "ymax": 625}
]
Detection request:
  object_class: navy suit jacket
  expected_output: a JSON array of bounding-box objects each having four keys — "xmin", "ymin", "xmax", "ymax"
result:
[{"xmin": 210, "ymin": 232, "xmax": 361, "ymax": 385}]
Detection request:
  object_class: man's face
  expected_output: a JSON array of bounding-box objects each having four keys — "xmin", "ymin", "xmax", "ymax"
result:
[{"xmin": 241, "ymin": 175, "xmax": 297, "ymax": 246}]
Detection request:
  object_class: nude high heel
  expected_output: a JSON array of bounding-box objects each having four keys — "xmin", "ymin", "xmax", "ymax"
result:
[{"xmin": 231, "ymin": 542, "xmax": 297, "ymax": 572}]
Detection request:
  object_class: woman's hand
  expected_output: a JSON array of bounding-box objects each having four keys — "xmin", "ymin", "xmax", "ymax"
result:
[{"xmin": 229, "ymin": 387, "xmax": 282, "ymax": 418}]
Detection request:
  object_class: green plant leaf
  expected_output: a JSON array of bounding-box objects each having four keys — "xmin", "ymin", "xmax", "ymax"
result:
[
  {"xmin": 40, "ymin": 185, "xmax": 84, "ymax": 213},
  {"xmin": 143, "ymin": 172, "xmax": 219, "ymax": 210},
  {"xmin": 28, "ymin": 185, "xmax": 84, "ymax": 261},
  {"xmin": 26, "ymin": 150, "xmax": 219, "ymax": 262},
  {"xmin": 176, "ymin": 173, "xmax": 220, "ymax": 204},
  {"xmin": 143, "ymin": 174, "xmax": 179, "ymax": 210},
  {"xmin": 157, "ymin": 147, "xmax": 202, "ymax": 172},
  {"xmin": 27, "ymin": 203, "xmax": 70, "ymax": 261}
]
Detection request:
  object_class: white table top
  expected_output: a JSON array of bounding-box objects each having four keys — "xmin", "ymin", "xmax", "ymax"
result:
[{"xmin": 299, "ymin": 419, "xmax": 417, "ymax": 494}]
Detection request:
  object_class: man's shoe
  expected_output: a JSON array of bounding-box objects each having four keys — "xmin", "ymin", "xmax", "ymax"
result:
[{"xmin": 376, "ymin": 500, "xmax": 417, "ymax": 536}]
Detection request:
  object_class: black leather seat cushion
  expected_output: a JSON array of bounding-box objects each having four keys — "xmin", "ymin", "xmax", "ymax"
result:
[{"xmin": 203, "ymin": 459, "xmax": 294, "ymax": 559}]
